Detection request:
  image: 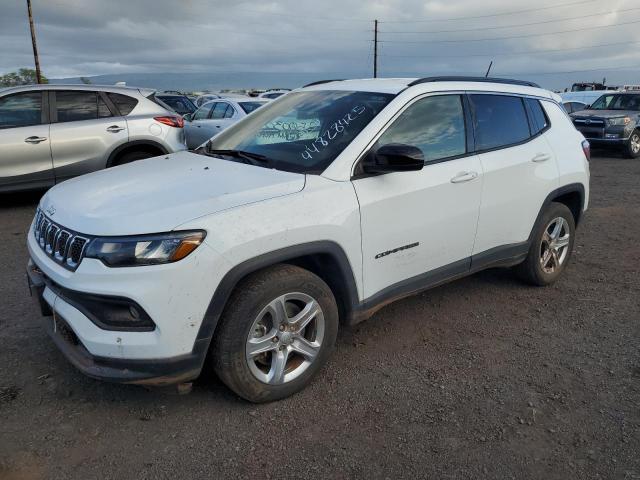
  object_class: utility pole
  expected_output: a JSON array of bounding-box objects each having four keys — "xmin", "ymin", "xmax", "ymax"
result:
[
  {"xmin": 26, "ymin": 0, "xmax": 42, "ymax": 84},
  {"xmin": 373, "ymin": 19, "xmax": 378, "ymax": 78}
]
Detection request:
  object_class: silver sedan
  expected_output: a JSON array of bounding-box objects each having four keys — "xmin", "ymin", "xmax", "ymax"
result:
[{"xmin": 184, "ymin": 98, "xmax": 267, "ymax": 149}]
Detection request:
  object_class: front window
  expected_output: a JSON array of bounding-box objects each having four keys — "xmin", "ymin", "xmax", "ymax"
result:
[
  {"xmin": 0, "ymin": 91, "xmax": 42, "ymax": 129},
  {"xmin": 198, "ymin": 90, "xmax": 394, "ymax": 173},
  {"xmin": 590, "ymin": 94, "xmax": 640, "ymax": 111},
  {"xmin": 374, "ymin": 95, "xmax": 466, "ymax": 163}
]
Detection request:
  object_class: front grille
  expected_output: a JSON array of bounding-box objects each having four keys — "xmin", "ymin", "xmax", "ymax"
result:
[
  {"xmin": 573, "ymin": 117, "xmax": 605, "ymax": 127},
  {"xmin": 32, "ymin": 209, "xmax": 90, "ymax": 271}
]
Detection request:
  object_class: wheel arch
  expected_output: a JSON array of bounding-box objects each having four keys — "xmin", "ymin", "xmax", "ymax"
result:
[
  {"xmin": 195, "ymin": 241, "xmax": 360, "ymax": 344},
  {"xmin": 529, "ymin": 183, "xmax": 586, "ymax": 243},
  {"xmin": 106, "ymin": 140, "xmax": 168, "ymax": 167}
]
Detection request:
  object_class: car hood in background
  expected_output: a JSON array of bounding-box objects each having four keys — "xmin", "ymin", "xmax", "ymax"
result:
[
  {"xmin": 39, "ymin": 151, "xmax": 305, "ymax": 235},
  {"xmin": 571, "ymin": 109, "xmax": 640, "ymax": 119}
]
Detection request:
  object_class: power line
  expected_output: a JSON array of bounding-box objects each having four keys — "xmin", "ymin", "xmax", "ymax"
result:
[
  {"xmin": 379, "ymin": 18, "xmax": 640, "ymax": 44},
  {"xmin": 379, "ymin": 40, "xmax": 640, "ymax": 59},
  {"xmin": 380, "ymin": 7, "xmax": 640, "ymax": 34},
  {"xmin": 495, "ymin": 63, "xmax": 640, "ymax": 77},
  {"xmin": 380, "ymin": 0, "xmax": 598, "ymax": 23}
]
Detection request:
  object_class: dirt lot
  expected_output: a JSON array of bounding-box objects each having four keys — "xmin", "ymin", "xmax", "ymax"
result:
[{"xmin": 0, "ymin": 152, "xmax": 638, "ymax": 480}]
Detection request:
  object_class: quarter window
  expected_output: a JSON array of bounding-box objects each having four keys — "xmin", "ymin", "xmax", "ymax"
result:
[
  {"xmin": 470, "ymin": 94, "xmax": 530, "ymax": 151},
  {"xmin": 107, "ymin": 93, "xmax": 138, "ymax": 115},
  {"xmin": 0, "ymin": 92, "xmax": 43, "ymax": 129},
  {"xmin": 525, "ymin": 98, "xmax": 549, "ymax": 135},
  {"xmin": 56, "ymin": 91, "xmax": 112, "ymax": 122},
  {"xmin": 375, "ymin": 95, "xmax": 466, "ymax": 163},
  {"xmin": 212, "ymin": 102, "xmax": 229, "ymax": 119},
  {"xmin": 223, "ymin": 105, "xmax": 235, "ymax": 118}
]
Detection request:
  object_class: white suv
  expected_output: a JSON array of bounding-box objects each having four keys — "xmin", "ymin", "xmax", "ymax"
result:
[{"xmin": 26, "ymin": 77, "xmax": 590, "ymax": 402}]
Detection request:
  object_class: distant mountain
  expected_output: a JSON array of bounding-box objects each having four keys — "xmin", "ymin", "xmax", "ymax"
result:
[
  {"xmin": 50, "ymin": 70, "xmax": 640, "ymax": 93},
  {"xmin": 49, "ymin": 72, "xmax": 348, "ymax": 92}
]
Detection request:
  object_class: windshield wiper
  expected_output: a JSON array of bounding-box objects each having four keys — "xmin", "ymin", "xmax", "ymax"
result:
[{"xmin": 203, "ymin": 144, "xmax": 272, "ymax": 167}]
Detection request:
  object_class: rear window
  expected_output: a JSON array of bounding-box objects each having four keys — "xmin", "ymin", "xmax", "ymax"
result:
[
  {"xmin": 55, "ymin": 91, "xmax": 112, "ymax": 122},
  {"xmin": 156, "ymin": 95, "xmax": 196, "ymax": 115},
  {"xmin": 470, "ymin": 94, "xmax": 530, "ymax": 151},
  {"xmin": 240, "ymin": 102, "xmax": 266, "ymax": 114},
  {"xmin": 107, "ymin": 93, "xmax": 138, "ymax": 115}
]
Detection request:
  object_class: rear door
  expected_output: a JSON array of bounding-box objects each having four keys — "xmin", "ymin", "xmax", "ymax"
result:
[
  {"xmin": 0, "ymin": 90, "xmax": 54, "ymax": 191},
  {"xmin": 49, "ymin": 90, "xmax": 128, "ymax": 181},
  {"xmin": 470, "ymin": 94, "xmax": 559, "ymax": 256}
]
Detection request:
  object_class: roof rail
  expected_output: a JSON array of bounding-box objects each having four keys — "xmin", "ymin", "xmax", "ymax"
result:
[
  {"xmin": 302, "ymin": 79, "xmax": 344, "ymax": 88},
  {"xmin": 407, "ymin": 76, "xmax": 540, "ymax": 88}
]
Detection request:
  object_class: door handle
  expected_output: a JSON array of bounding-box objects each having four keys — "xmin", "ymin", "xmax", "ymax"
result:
[
  {"xmin": 24, "ymin": 136, "xmax": 47, "ymax": 144},
  {"xmin": 106, "ymin": 125, "xmax": 125, "ymax": 133},
  {"xmin": 450, "ymin": 171, "xmax": 478, "ymax": 183},
  {"xmin": 532, "ymin": 153, "xmax": 551, "ymax": 162}
]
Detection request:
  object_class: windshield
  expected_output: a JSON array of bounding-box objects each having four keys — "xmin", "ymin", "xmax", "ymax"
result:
[
  {"xmin": 590, "ymin": 94, "xmax": 640, "ymax": 111},
  {"xmin": 239, "ymin": 101, "xmax": 266, "ymax": 114},
  {"xmin": 156, "ymin": 95, "xmax": 196, "ymax": 114},
  {"xmin": 200, "ymin": 90, "xmax": 394, "ymax": 174}
]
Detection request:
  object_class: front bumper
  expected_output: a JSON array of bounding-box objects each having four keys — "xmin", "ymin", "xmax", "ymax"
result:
[{"xmin": 27, "ymin": 260, "xmax": 208, "ymax": 385}]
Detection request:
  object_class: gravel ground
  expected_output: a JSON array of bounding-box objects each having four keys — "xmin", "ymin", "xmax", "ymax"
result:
[{"xmin": 0, "ymin": 153, "xmax": 638, "ymax": 480}]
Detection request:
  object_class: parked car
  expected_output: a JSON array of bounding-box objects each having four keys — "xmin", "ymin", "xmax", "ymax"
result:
[
  {"xmin": 183, "ymin": 98, "xmax": 267, "ymax": 149},
  {"xmin": 0, "ymin": 84, "xmax": 186, "ymax": 192},
  {"xmin": 563, "ymin": 101, "xmax": 587, "ymax": 114},
  {"xmin": 153, "ymin": 93, "xmax": 197, "ymax": 116},
  {"xmin": 26, "ymin": 77, "xmax": 589, "ymax": 402},
  {"xmin": 570, "ymin": 91, "xmax": 640, "ymax": 158},
  {"xmin": 560, "ymin": 90, "xmax": 606, "ymax": 106},
  {"xmin": 194, "ymin": 94, "xmax": 223, "ymax": 107},
  {"xmin": 258, "ymin": 90, "xmax": 290, "ymax": 100}
]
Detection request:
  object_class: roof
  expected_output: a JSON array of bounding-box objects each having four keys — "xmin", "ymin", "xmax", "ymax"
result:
[
  {"xmin": 301, "ymin": 77, "xmax": 555, "ymax": 99},
  {"xmin": 0, "ymin": 83, "xmax": 156, "ymax": 97}
]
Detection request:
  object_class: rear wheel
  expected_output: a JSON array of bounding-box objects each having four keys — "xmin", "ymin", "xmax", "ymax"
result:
[
  {"xmin": 624, "ymin": 130, "xmax": 640, "ymax": 158},
  {"xmin": 112, "ymin": 150, "xmax": 156, "ymax": 166},
  {"xmin": 515, "ymin": 202, "xmax": 575, "ymax": 286},
  {"xmin": 211, "ymin": 264, "xmax": 338, "ymax": 403}
]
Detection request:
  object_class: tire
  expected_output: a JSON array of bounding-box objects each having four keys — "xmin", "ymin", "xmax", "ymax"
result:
[
  {"xmin": 624, "ymin": 130, "xmax": 640, "ymax": 159},
  {"xmin": 111, "ymin": 150, "xmax": 155, "ymax": 167},
  {"xmin": 515, "ymin": 202, "xmax": 576, "ymax": 286},
  {"xmin": 211, "ymin": 264, "xmax": 339, "ymax": 403}
]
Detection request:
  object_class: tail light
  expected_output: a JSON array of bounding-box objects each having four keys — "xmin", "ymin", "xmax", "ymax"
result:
[
  {"xmin": 154, "ymin": 115, "xmax": 184, "ymax": 128},
  {"xmin": 581, "ymin": 139, "xmax": 591, "ymax": 161}
]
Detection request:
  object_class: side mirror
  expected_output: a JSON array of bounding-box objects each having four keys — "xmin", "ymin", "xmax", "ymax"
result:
[
  {"xmin": 363, "ymin": 143, "xmax": 424, "ymax": 174},
  {"xmin": 584, "ymin": 104, "xmax": 591, "ymax": 109},
  {"xmin": 183, "ymin": 113, "xmax": 192, "ymax": 122}
]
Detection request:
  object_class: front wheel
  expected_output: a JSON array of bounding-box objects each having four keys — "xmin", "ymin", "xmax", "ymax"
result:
[
  {"xmin": 624, "ymin": 130, "xmax": 640, "ymax": 158},
  {"xmin": 515, "ymin": 202, "xmax": 576, "ymax": 286},
  {"xmin": 211, "ymin": 264, "xmax": 339, "ymax": 403}
]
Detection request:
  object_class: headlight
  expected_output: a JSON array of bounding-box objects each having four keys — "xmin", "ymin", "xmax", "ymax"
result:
[
  {"xmin": 608, "ymin": 116, "xmax": 631, "ymax": 126},
  {"xmin": 85, "ymin": 230, "xmax": 206, "ymax": 267}
]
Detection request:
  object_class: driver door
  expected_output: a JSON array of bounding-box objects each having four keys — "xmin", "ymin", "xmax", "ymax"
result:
[{"xmin": 352, "ymin": 94, "xmax": 483, "ymax": 299}]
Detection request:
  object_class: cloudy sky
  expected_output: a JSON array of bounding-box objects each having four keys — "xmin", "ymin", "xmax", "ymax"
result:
[{"xmin": 2, "ymin": 0, "xmax": 640, "ymax": 88}]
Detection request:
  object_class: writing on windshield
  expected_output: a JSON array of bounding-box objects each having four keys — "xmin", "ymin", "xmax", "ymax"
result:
[{"xmin": 301, "ymin": 106, "xmax": 366, "ymax": 160}]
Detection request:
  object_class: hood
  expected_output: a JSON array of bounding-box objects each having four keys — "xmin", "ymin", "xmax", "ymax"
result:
[
  {"xmin": 571, "ymin": 109, "xmax": 640, "ymax": 119},
  {"xmin": 40, "ymin": 151, "xmax": 305, "ymax": 235}
]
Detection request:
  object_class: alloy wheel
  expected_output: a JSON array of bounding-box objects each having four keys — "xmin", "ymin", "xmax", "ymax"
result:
[
  {"xmin": 539, "ymin": 217, "xmax": 570, "ymax": 274},
  {"xmin": 631, "ymin": 133, "xmax": 640, "ymax": 154},
  {"xmin": 245, "ymin": 292, "xmax": 325, "ymax": 385}
]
